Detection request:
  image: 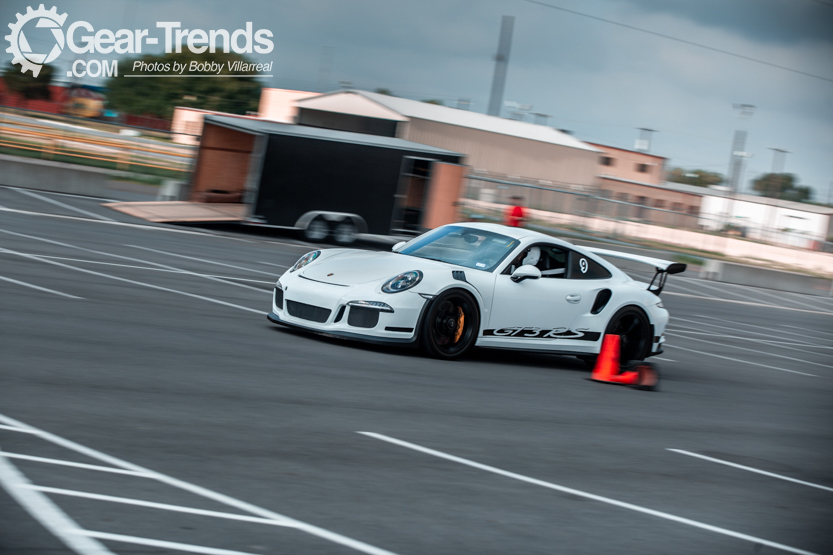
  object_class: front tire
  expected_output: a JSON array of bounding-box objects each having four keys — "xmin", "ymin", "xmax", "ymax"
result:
[{"xmin": 420, "ymin": 289, "xmax": 480, "ymax": 360}]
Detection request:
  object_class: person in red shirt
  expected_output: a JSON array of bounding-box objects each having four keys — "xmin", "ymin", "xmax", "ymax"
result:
[{"xmin": 505, "ymin": 196, "xmax": 526, "ymax": 227}]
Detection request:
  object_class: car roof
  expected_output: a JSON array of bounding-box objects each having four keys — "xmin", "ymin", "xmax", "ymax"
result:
[{"xmin": 450, "ymin": 222, "xmax": 575, "ymax": 248}]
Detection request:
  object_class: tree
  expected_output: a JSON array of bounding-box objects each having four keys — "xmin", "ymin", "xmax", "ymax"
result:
[
  {"xmin": 2, "ymin": 62, "xmax": 54, "ymax": 100},
  {"xmin": 104, "ymin": 51, "xmax": 262, "ymax": 119},
  {"xmin": 421, "ymin": 99, "xmax": 444, "ymax": 105},
  {"xmin": 374, "ymin": 88, "xmax": 395, "ymax": 96},
  {"xmin": 752, "ymin": 173, "xmax": 811, "ymax": 202},
  {"xmin": 667, "ymin": 167, "xmax": 723, "ymax": 187}
]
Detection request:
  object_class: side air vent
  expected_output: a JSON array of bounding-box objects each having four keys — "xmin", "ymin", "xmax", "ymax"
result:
[
  {"xmin": 591, "ymin": 289, "xmax": 612, "ymax": 315},
  {"xmin": 333, "ymin": 305, "xmax": 346, "ymax": 323},
  {"xmin": 452, "ymin": 271, "xmax": 467, "ymax": 282}
]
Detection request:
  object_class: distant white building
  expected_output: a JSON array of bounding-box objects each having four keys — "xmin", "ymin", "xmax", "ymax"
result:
[{"xmin": 698, "ymin": 187, "xmax": 833, "ymax": 248}]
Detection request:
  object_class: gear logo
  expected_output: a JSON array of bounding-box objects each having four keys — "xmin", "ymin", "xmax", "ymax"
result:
[{"xmin": 5, "ymin": 4, "xmax": 67, "ymax": 77}]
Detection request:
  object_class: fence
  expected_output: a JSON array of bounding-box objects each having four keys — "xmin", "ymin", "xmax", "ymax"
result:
[
  {"xmin": 460, "ymin": 175, "xmax": 833, "ymax": 257},
  {"xmin": 0, "ymin": 107, "xmax": 196, "ymax": 179}
]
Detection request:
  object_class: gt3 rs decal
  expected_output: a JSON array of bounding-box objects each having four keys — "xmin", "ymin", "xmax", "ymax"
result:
[{"xmin": 483, "ymin": 327, "xmax": 601, "ymax": 341}]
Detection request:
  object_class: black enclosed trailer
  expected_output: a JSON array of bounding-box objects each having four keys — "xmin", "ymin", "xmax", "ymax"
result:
[{"xmin": 185, "ymin": 115, "xmax": 465, "ymax": 243}]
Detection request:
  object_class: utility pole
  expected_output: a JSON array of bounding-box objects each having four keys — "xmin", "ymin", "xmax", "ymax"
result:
[{"xmin": 487, "ymin": 16, "xmax": 515, "ymax": 117}]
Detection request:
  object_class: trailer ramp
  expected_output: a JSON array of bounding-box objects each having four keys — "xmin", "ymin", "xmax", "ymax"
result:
[{"xmin": 103, "ymin": 201, "xmax": 245, "ymax": 223}]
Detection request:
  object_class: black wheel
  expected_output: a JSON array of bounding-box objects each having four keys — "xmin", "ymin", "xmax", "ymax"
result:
[
  {"xmin": 333, "ymin": 220, "xmax": 357, "ymax": 245},
  {"xmin": 304, "ymin": 217, "xmax": 329, "ymax": 242},
  {"xmin": 605, "ymin": 306, "xmax": 651, "ymax": 363},
  {"xmin": 577, "ymin": 306, "xmax": 651, "ymax": 368},
  {"xmin": 420, "ymin": 289, "xmax": 480, "ymax": 360}
]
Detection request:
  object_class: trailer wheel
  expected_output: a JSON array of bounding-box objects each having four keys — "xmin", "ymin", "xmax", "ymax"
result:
[
  {"xmin": 304, "ymin": 217, "xmax": 329, "ymax": 242},
  {"xmin": 333, "ymin": 221, "xmax": 358, "ymax": 245}
]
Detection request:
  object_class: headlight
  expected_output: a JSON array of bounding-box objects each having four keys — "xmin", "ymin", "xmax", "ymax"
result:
[
  {"xmin": 382, "ymin": 270, "xmax": 423, "ymax": 293},
  {"xmin": 291, "ymin": 250, "xmax": 321, "ymax": 272}
]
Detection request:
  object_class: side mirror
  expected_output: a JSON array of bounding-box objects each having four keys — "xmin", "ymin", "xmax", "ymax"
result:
[
  {"xmin": 392, "ymin": 241, "xmax": 407, "ymax": 252},
  {"xmin": 511, "ymin": 265, "xmax": 542, "ymax": 283}
]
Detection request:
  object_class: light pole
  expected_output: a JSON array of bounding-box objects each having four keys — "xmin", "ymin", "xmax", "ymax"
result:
[
  {"xmin": 722, "ymin": 104, "xmax": 755, "ymax": 233},
  {"xmin": 765, "ymin": 147, "xmax": 789, "ymax": 242}
]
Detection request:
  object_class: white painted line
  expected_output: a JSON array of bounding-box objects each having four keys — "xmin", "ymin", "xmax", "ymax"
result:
[
  {"xmin": 668, "ymin": 450, "xmax": 833, "ymax": 493},
  {"xmin": 0, "ymin": 424, "xmax": 39, "ymax": 434},
  {"xmin": 0, "ymin": 185, "xmax": 119, "ymax": 203},
  {"xmin": 258, "ymin": 261, "xmax": 290, "ymax": 268},
  {"xmin": 2, "ymin": 453, "xmax": 150, "ymax": 477},
  {"xmin": 672, "ymin": 318, "xmax": 833, "ymax": 352},
  {"xmin": 653, "ymin": 357, "xmax": 677, "ymax": 362},
  {"xmin": 0, "ymin": 452, "xmax": 114, "ymax": 554},
  {"xmin": 0, "ymin": 247, "xmax": 264, "ymax": 315},
  {"xmin": 669, "ymin": 327, "xmax": 833, "ymax": 351},
  {"xmin": 127, "ymin": 245, "xmax": 277, "ymax": 276},
  {"xmin": 664, "ymin": 345, "xmax": 817, "ymax": 377},
  {"xmin": 25, "ymin": 485, "xmax": 295, "ymax": 526},
  {"xmin": 694, "ymin": 315, "xmax": 833, "ymax": 346},
  {"xmin": 668, "ymin": 328, "xmax": 833, "ymax": 367},
  {"xmin": 663, "ymin": 292, "xmax": 833, "ymax": 316},
  {"xmin": 0, "ymin": 206, "xmax": 244, "ymax": 240},
  {"xmin": 781, "ymin": 325, "xmax": 833, "ymax": 340},
  {"xmin": 0, "ymin": 413, "xmax": 397, "ymax": 555},
  {"xmin": 358, "ymin": 433, "xmax": 819, "ymax": 555},
  {"xmin": 73, "ymin": 531, "xmax": 262, "ymax": 555},
  {"xmin": 728, "ymin": 286, "xmax": 828, "ymax": 312},
  {"xmin": 14, "ymin": 188, "xmax": 117, "ymax": 222},
  {"xmin": 0, "ymin": 229, "xmax": 268, "ymax": 295},
  {"xmin": 676, "ymin": 278, "xmax": 780, "ymax": 306},
  {"xmin": 0, "ymin": 275, "xmax": 83, "ymax": 299},
  {"xmin": 8, "ymin": 253, "xmax": 274, "ymax": 286}
]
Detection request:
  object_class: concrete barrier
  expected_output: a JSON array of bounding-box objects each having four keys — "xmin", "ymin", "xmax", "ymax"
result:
[
  {"xmin": 0, "ymin": 154, "xmax": 113, "ymax": 197},
  {"xmin": 702, "ymin": 259, "xmax": 833, "ymax": 297}
]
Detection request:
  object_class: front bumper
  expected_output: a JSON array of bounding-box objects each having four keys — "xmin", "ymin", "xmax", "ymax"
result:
[
  {"xmin": 267, "ymin": 311, "xmax": 419, "ymax": 345},
  {"xmin": 269, "ymin": 274, "xmax": 428, "ymax": 344}
]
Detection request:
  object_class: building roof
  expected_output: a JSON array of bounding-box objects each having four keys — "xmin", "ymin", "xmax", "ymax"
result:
[
  {"xmin": 601, "ymin": 176, "xmax": 709, "ymax": 196},
  {"xmin": 587, "ymin": 142, "xmax": 667, "ymax": 161},
  {"xmin": 295, "ymin": 90, "xmax": 602, "ymax": 153},
  {"xmin": 605, "ymin": 176, "xmax": 833, "ymax": 214},
  {"xmin": 203, "ymin": 114, "xmax": 463, "ymax": 157}
]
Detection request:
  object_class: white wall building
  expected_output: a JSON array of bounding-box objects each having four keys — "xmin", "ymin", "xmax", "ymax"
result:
[{"xmin": 699, "ymin": 188, "xmax": 833, "ymax": 248}]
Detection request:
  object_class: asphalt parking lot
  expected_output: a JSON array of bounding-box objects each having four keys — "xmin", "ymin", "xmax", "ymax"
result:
[{"xmin": 1, "ymin": 186, "xmax": 831, "ymax": 555}]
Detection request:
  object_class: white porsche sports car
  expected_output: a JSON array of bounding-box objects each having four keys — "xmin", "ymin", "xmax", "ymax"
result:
[{"xmin": 267, "ymin": 223, "xmax": 685, "ymax": 361}]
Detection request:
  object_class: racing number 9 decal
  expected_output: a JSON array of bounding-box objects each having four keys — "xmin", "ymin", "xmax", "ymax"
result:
[{"xmin": 579, "ymin": 258, "xmax": 588, "ymax": 274}]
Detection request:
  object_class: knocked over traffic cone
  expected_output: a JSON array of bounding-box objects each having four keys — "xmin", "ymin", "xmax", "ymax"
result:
[{"xmin": 589, "ymin": 334, "xmax": 659, "ymax": 391}]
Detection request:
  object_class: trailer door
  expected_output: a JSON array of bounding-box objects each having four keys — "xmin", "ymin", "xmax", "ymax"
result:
[{"xmin": 391, "ymin": 157, "xmax": 433, "ymax": 233}]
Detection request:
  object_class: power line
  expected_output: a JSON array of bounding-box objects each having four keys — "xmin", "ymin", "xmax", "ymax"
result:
[{"xmin": 519, "ymin": 0, "xmax": 833, "ymax": 84}]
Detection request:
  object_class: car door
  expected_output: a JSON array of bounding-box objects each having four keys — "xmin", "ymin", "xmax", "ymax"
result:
[{"xmin": 482, "ymin": 244, "xmax": 594, "ymax": 349}]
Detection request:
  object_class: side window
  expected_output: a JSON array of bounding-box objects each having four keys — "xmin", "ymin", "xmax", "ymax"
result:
[
  {"xmin": 568, "ymin": 252, "xmax": 612, "ymax": 280},
  {"xmin": 502, "ymin": 244, "xmax": 568, "ymax": 277}
]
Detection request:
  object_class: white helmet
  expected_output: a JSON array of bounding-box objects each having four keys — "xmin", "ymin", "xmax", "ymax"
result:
[{"xmin": 521, "ymin": 246, "xmax": 540, "ymax": 266}]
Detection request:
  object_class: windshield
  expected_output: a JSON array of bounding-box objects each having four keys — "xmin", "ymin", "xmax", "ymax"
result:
[{"xmin": 399, "ymin": 226, "xmax": 520, "ymax": 272}]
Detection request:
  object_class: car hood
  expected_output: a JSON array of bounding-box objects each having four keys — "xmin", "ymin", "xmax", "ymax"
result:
[{"xmin": 300, "ymin": 250, "xmax": 451, "ymax": 286}]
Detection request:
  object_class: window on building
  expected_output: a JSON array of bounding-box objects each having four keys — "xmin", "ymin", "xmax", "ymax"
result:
[
  {"xmin": 654, "ymin": 199, "xmax": 665, "ymax": 210},
  {"xmin": 635, "ymin": 163, "xmax": 650, "ymax": 173},
  {"xmin": 618, "ymin": 193, "xmax": 629, "ymax": 203},
  {"xmin": 601, "ymin": 156, "xmax": 614, "ymax": 167},
  {"xmin": 687, "ymin": 205, "xmax": 699, "ymax": 215},
  {"xmin": 672, "ymin": 202, "xmax": 684, "ymax": 213}
]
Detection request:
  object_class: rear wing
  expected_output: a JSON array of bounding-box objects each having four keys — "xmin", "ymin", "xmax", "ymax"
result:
[{"xmin": 585, "ymin": 247, "xmax": 686, "ymax": 295}]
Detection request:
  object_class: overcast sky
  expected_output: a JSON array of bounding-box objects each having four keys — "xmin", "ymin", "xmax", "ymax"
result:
[{"xmin": 3, "ymin": 0, "xmax": 832, "ymax": 201}]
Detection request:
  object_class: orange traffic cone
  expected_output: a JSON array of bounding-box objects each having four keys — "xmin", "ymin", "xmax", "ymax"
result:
[{"xmin": 589, "ymin": 334, "xmax": 645, "ymax": 387}]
